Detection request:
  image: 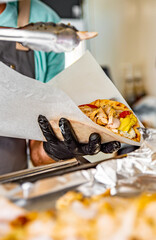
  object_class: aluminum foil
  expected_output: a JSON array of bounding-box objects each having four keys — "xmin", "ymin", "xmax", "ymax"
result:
[{"xmin": 78, "ymin": 128, "xmax": 156, "ymax": 197}]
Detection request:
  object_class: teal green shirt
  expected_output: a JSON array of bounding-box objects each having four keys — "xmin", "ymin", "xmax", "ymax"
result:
[{"xmin": 0, "ymin": 0, "xmax": 65, "ymax": 83}]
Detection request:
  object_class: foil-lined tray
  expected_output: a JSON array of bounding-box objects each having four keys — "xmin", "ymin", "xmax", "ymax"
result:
[{"xmin": 0, "ymin": 128, "xmax": 156, "ymax": 209}]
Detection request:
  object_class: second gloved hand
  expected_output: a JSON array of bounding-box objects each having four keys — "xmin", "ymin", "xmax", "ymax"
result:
[{"xmin": 38, "ymin": 115, "xmax": 121, "ymax": 161}]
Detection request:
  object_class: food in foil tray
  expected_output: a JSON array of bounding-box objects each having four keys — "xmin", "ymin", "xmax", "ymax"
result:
[
  {"xmin": 79, "ymin": 99, "xmax": 141, "ymax": 142},
  {"xmin": 2, "ymin": 191, "xmax": 156, "ymax": 240}
]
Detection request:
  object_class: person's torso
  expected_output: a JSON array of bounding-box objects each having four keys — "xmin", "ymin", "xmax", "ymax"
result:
[
  {"xmin": 0, "ymin": 3, "xmax": 35, "ymax": 174},
  {"xmin": 0, "ymin": 1, "xmax": 64, "ymax": 174}
]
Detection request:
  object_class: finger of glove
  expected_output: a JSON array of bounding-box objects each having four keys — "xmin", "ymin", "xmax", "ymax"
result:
[
  {"xmin": 81, "ymin": 133, "xmax": 101, "ymax": 155},
  {"xmin": 101, "ymin": 141, "xmax": 121, "ymax": 153},
  {"xmin": 38, "ymin": 115, "xmax": 58, "ymax": 143},
  {"xmin": 59, "ymin": 118, "xmax": 78, "ymax": 151}
]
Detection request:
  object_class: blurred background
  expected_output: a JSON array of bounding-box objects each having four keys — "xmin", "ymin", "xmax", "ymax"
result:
[{"xmin": 42, "ymin": 0, "xmax": 156, "ymax": 130}]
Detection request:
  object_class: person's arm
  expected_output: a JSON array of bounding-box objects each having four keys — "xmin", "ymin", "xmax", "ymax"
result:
[{"xmin": 29, "ymin": 140, "xmax": 56, "ymax": 166}]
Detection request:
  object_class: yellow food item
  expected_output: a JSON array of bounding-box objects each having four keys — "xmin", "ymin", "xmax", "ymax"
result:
[{"xmin": 118, "ymin": 114, "xmax": 137, "ymax": 132}]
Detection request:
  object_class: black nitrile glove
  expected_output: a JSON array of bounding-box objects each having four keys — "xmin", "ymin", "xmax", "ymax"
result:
[{"xmin": 38, "ymin": 115, "xmax": 121, "ymax": 161}]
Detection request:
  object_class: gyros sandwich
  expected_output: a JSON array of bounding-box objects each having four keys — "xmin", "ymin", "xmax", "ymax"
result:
[{"xmin": 79, "ymin": 99, "xmax": 140, "ymax": 142}]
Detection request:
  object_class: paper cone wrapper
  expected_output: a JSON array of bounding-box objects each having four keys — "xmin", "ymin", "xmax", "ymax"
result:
[{"xmin": 0, "ymin": 51, "xmax": 143, "ymax": 146}]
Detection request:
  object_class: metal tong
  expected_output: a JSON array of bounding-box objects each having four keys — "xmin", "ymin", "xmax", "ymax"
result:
[{"xmin": 0, "ymin": 22, "xmax": 98, "ymax": 52}]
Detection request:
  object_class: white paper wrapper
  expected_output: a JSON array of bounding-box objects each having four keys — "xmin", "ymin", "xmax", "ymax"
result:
[{"xmin": 0, "ymin": 51, "xmax": 142, "ymax": 145}]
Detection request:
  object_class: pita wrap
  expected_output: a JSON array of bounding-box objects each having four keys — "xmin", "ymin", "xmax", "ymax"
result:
[
  {"xmin": 79, "ymin": 99, "xmax": 141, "ymax": 143},
  {"xmin": 49, "ymin": 99, "xmax": 141, "ymax": 147}
]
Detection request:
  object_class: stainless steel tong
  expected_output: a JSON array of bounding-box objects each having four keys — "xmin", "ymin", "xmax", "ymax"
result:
[{"xmin": 0, "ymin": 22, "xmax": 98, "ymax": 52}]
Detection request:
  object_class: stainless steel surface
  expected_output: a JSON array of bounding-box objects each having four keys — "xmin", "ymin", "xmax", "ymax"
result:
[
  {"xmin": 0, "ymin": 154, "xmax": 127, "ymax": 184},
  {"xmin": 0, "ymin": 158, "xmax": 78, "ymax": 183},
  {"xmin": 0, "ymin": 170, "xmax": 88, "ymax": 203},
  {"xmin": 0, "ymin": 155, "xmax": 127, "ymax": 203},
  {"xmin": 15, "ymin": 189, "xmax": 70, "ymax": 211}
]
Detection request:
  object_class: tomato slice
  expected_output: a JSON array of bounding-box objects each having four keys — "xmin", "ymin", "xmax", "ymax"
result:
[
  {"xmin": 78, "ymin": 104, "xmax": 98, "ymax": 109},
  {"xmin": 119, "ymin": 111, "xmax": 131, "ymax": 118}
]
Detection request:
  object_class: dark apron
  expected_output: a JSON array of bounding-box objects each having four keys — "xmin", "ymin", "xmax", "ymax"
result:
[{"xmin": 0, "ymin": 41, "xmax": 35, "ymax": 174}]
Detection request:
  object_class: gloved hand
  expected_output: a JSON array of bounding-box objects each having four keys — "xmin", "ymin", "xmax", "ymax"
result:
[{"xmin": 38, "ymin": 115, "xmax": 121, "ymax": 161}]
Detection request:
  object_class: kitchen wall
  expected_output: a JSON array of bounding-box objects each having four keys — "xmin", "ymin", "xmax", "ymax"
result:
[{"xmin": 83, "ymin": 0, "xmax": 156, "ymax": 97}]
